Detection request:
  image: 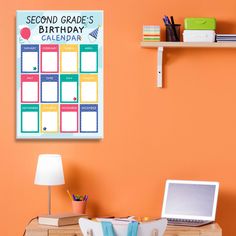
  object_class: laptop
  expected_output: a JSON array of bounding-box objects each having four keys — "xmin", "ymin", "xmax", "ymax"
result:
[{"xmin": 161, "ymin": 180, "xmax": 219, "ymax": 227}]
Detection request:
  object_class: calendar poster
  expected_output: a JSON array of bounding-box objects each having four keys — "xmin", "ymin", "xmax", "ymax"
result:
[{"xmin": 16, "ymin": 11, "xmax": 103, "ymax": 139}]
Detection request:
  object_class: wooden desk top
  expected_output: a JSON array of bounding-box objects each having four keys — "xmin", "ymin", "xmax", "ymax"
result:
[
  {"xmin": 165, "ymin": 223, "xmax": 222, "ymax": 236},
  {"xmin": 26, "ymin": 219, "xmax": 222, "ymax": 236}
]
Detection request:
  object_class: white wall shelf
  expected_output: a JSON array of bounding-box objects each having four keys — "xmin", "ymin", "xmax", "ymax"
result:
[{"xmin": 141, "ymin": 41, "xmax": 236, "ymax": 88}]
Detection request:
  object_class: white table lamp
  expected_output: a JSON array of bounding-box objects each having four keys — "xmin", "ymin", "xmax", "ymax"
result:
[{"xmin": 34, "ymin": 154, "xmax": 65, "ymax": 215}]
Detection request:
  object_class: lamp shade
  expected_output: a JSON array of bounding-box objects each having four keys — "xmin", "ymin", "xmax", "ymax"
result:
[{"xmin": 34, "ymin": 154, "xmax": 65, "ymax": 186}]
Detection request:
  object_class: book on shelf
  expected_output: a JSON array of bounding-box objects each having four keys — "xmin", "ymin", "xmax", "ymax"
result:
[
  {"xmin": 38, "ymin": 213, "xmax": 88, "ymax": 226},
  {"xmin": 216, "ymin": 34, "xmax": 236, "ymax": 42},
  {"xmin": 143, "ymin": 25, "xmax": 160, "ymax": 42}
]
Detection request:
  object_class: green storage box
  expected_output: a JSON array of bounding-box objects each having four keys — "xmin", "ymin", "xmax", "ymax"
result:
[{"xmin": 184, "ymin": 18, "xmax": 216, "ymax": 30}]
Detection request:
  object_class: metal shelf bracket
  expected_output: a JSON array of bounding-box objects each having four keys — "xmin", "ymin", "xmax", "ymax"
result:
[{"xmin": 157, "ymin": 46, "xmax": 164, "ymax": 88}]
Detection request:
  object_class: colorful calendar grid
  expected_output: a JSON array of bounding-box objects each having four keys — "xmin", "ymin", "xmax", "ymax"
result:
[{"xmin": 16, "ymin": 11, "xmax": 103, "ymax": 139}]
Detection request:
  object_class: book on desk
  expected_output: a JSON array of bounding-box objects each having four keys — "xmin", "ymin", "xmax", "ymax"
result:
[{"xmin": 38, "ymin": 213, "xmax": 88, "ymax": 226}]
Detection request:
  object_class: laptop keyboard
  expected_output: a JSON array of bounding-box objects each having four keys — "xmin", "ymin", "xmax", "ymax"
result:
[{"xmin": 167, "ymin": 218, "xmax": 209, "ymax": 227}]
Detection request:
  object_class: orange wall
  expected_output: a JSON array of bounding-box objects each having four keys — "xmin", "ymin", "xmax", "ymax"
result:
[{"xmin": 1, "ymin": 0, "xmax": 236, "ymax": 235}]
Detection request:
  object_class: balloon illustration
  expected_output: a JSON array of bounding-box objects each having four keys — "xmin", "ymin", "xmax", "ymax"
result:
[{"xmin": 20, "ymin": 27, "xmax": 31, "ymax": 40}]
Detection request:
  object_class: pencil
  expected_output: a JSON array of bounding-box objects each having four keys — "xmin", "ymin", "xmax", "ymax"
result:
[{"xmin": 67, "ymin": 189, "xmax": 73, "ymax": 201}]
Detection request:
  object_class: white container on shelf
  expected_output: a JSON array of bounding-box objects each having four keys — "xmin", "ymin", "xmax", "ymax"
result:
[{"xmin": 183, "ymin": 30, "xmax": 216, "ymax": 42}]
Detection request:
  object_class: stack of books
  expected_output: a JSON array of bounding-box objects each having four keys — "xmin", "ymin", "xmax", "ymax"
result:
[
  {"xmin": 216, "ymin": 34, "xmax": 236, "ymax": 42},
  {"xmin": 143, "ymin": 26, "xmax": 160, "ymax": 42},
  {"xmin": 38, "ymin": 213, "xmax": 88, "ymax": 226}
]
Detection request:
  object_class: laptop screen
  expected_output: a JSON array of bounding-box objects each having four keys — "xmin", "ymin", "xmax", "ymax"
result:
[{"xmin": 162, "ymin": 180, "xmax": 219, "ymax": 221}]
